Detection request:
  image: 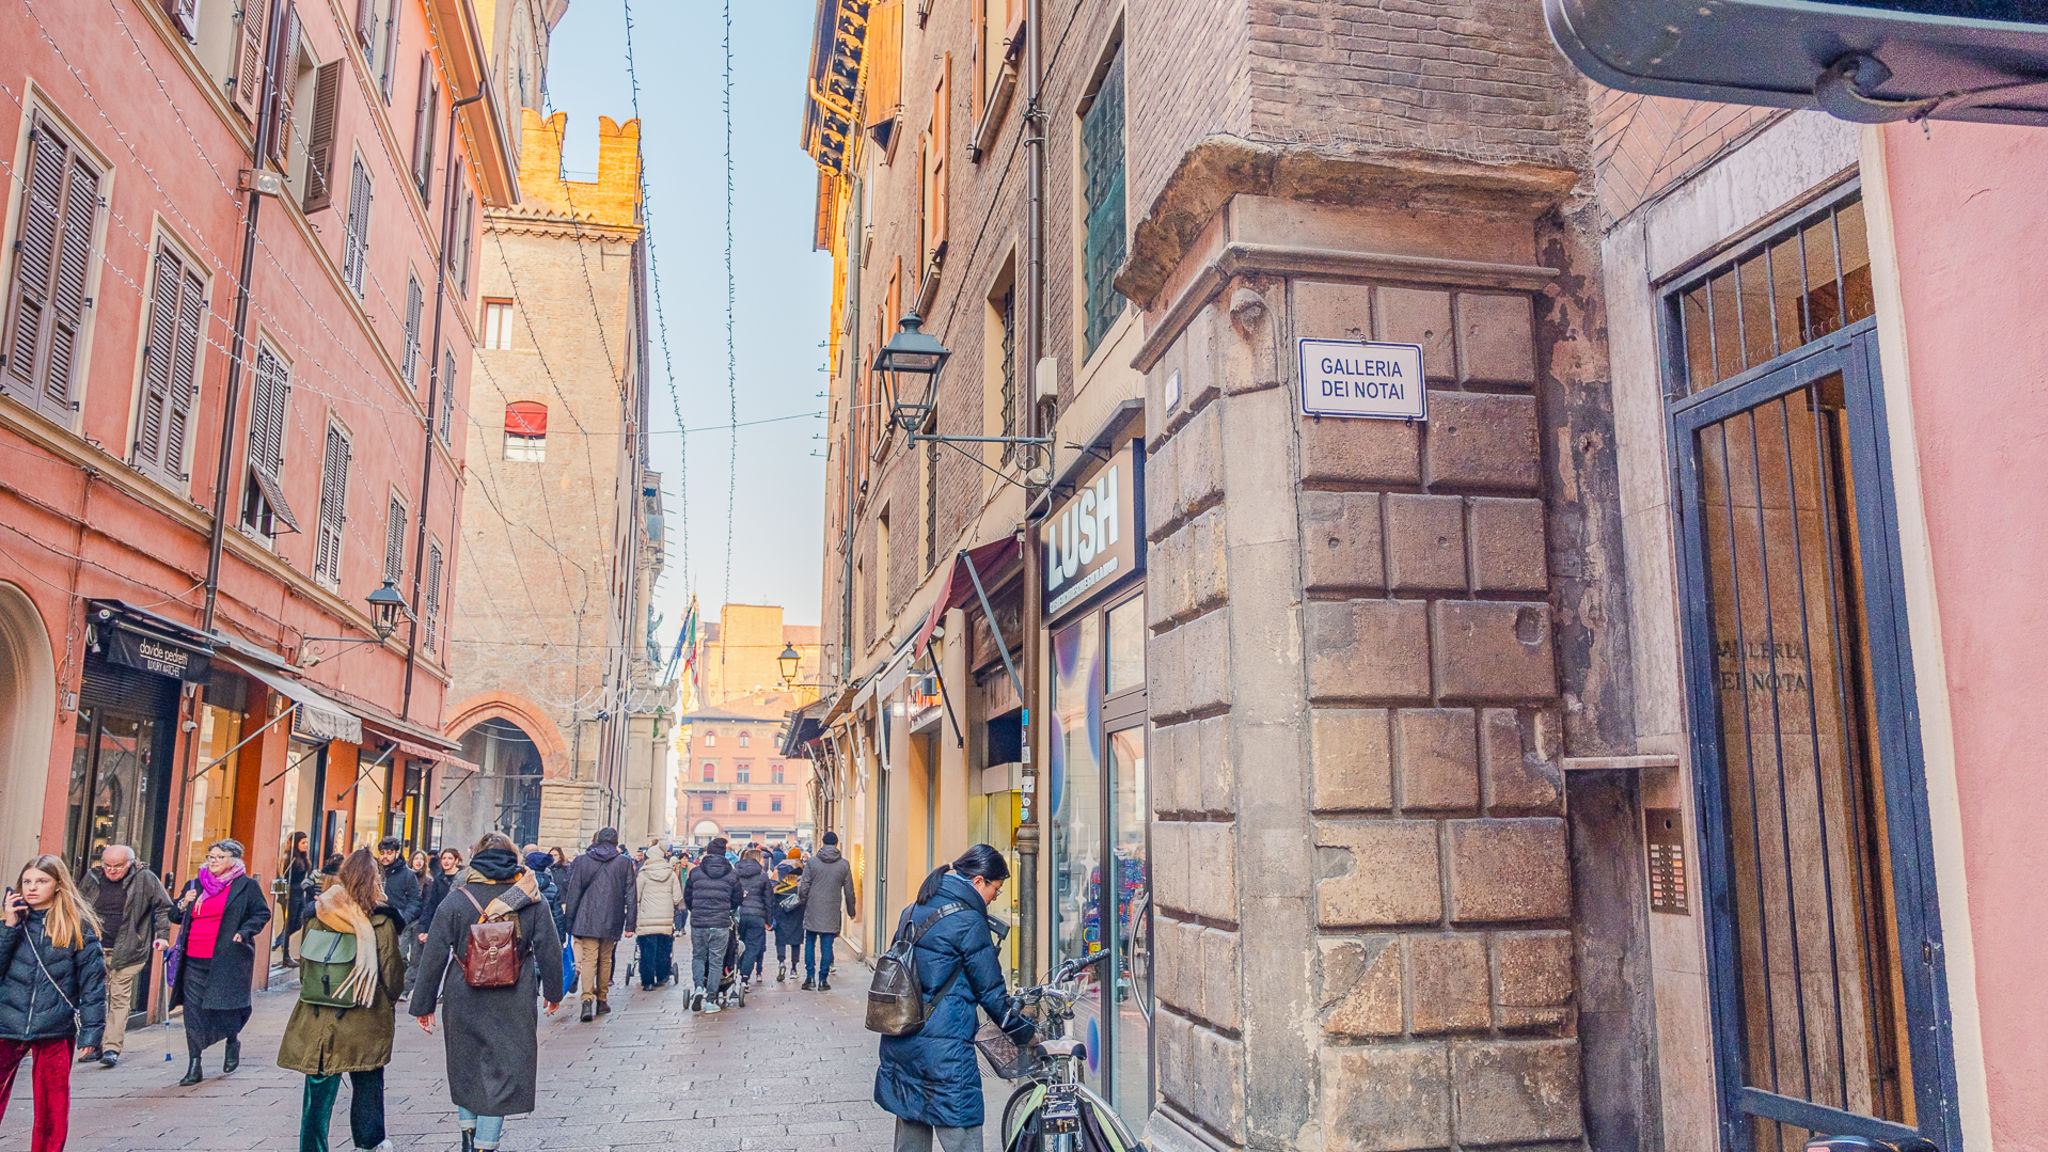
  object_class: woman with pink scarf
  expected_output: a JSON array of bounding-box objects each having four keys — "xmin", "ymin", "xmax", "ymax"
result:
[{"xmin": 167, "ymin": 839, "xmax": 270, "ymax": 1086}]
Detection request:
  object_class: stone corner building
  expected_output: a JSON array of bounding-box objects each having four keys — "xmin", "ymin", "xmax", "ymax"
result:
[{"xmin": 1120, "ymin": 5, "xmax": 1627, "ymax": 1151}]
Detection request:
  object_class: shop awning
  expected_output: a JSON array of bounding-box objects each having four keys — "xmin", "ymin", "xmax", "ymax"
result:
[
  {"xmin": 217, "ymin": 655, "xmax": 362, "ymax": 745},
  {"xmin": 357, "ymin": 713, "xmax": 463, "ymax": 755},
  {"xmin": 912, "ymin": 535, "xmax": 1021, "ymax": 657}
]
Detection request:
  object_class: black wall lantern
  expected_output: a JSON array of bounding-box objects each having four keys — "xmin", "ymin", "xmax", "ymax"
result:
[{"xmin": 873, "ymin": 313, "xmax": 952, "ymax": 435}]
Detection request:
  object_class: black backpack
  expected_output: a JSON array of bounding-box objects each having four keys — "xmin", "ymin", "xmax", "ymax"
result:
[{"xmin": 865, "ymin": 902, "xmax": 968, "ymax": 1036}]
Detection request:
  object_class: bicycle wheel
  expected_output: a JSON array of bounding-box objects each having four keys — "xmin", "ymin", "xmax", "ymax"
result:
[{"xmin": 1002, "ymin": 1082, "xmax": 1044, "ymax": 1152}]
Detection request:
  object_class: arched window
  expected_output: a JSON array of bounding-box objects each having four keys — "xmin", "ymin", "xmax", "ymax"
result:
[
  {"xmin": 737, "ymin": 731, "xmax": 751, "ymax": 748},
  {"xmin": 505, "ymin": 401, "xmax": 546, "ymax": 461},
  {"xmin": 702, "ymin": 762, "xmax": 716, "ymax": 782}
]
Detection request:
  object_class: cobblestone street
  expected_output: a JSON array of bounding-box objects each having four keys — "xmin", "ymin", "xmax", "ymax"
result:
[{"xmin": 0, "ymin": 957, "xmax": 994, "ymax": 1152}]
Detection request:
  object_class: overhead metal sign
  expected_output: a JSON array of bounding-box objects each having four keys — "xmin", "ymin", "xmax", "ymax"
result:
[
  {"xmin": 1297, "ymin": 339, "xmax": 1427, "ymax": 422},
  {"xmin": 1546, "ymin": 0, "xmax": 2048, "ymax": 125}
]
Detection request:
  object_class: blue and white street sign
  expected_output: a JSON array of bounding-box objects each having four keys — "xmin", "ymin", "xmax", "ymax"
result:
[{"xmin": 1297, "ymin": 339, "xmax": 1427, "ymax": 421}]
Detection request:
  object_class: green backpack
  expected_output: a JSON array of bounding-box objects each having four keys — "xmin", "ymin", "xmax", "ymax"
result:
[{"xmin": 299, "ymin": 925, "xmax": 361, "ymax": 1009}]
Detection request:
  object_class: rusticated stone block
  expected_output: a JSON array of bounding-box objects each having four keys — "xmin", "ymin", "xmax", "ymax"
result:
[
  {"xmin": 1395, "ymin": 708, "xmax": 1479, "ymax": 811},
  {"xmin": 1148, "ymin": 525, "xmax": 1188, "ymax": 629},
  {"xmin": 1145, "ymin": 432, "xmax": 1179, "ymax": 540},
  {"xmin": 1407, "ymin": 934, "xmax": 1491, "ymax": 1033},
  {"xmin": 1495, "ymin": 930, "xmax": 1574, "ymax": 1031},
  {"xmin": 1452, "ymin": 1039, "xmax": 1584, "ymax": 1145},
  {"xmin": 1480, "ymin": 708, "xmax": 1563, "ymax": 812},
  {"xmin": 1322, "ymin": 1043, "xmax": 1451, "ymax": 1152},
  {"xmin": 1196, "ymin": 712, "xmax": 1236, "ymax": 815},
  {"xmin": 1456, "ymin": 292, "xmax": 1537, "ymax": 386},
  {"xmin": 1301, "ymin": 491, "xmax": 1385, "ymax": 593},
  {"xmin": 1432, "ymin": 600, "xmax": 1557, "ymax": 701},
  {"xmin": 1299, "ymin": 416, "xmax": 1422, "ymax": 486},
  {"xmin": 1182, "ymin": 608, "xmax": 1231, "ymax": 716},
  {"xmin": 1306, "ymin": 599, "xmax": 1430, "ymax": 702},
  {"xmin": 1187, "ymin": 506, "xmax": 1228, "ymax": 611},
  {"xmin": 1149, "ymin": 623, "xmax": 1187, "ymax": 718},
  {"xmin": 1422, "ymin": 391, "xmax": 1540, "ymax": 490},
  {"xmin": 1385, "ymin": 493, "xmax": 1467, "ymax": 592},
  {"xmin": 1155, "ymin": 1006, "xmax": 1193, "ymax": 1110},
  {"xmin": 1191, "ymin": 1026, "xmax": 1248, "ymax": 1141},
  {"xmin": 1447, "ymin": 818, "xmax": 1570, "ymax": 924},
  {"xmin": 1200, "ymin": 927, "xmax": 1242, "ymax": 1031},
  {"xmin": 1155, "ymin": 915, "xmax": 1199, "ymax": 1018},
  {"xmin": 1468, "ymin": 496, "xmax": 1548, "ymax": 593},
  {"xmin": 1176, "ymin": 401, "xmax": 1225, "ymax": 524},
  {"xmin": 1374, "ymin": 286, "xmax": 1455, "ymax": 381},
  {"xmin": 1294, "ymin": 279, "xmax": 1373, "ymax": 343},
  {"xmin": 1152, "ymin": 820, "xmax": 1190, "ymax": 917},
  {"xmin": 1151, "ymin": 719, "xmax": 1190, "ymax": 817},
  {"xmin": 1311, "ymin": 708, "xmax": 1393, "ymax": 813},
  {"xmin": 1316, "ymin": 819, "xmax": 1443, "ymax": 927},
  {"xmin": 1185, "ymin": 821, "xmax": 1239, "ymax": 925},
  {"xmin": 1320, "ymin": 936, "xmax": 1403, "ymax": 1038}
]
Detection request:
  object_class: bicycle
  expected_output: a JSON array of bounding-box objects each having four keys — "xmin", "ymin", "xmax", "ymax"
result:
[{"xmin": 985, "ymin": 950, "xmax": 1145, "ymax": 1152}]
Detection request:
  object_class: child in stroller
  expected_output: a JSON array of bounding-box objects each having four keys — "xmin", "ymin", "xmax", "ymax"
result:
[{"xmin": 712, "ymin": 910, "xmax": 746, "ymax": 1009}]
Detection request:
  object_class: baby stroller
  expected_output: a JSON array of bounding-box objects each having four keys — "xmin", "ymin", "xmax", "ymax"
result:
[{"xmin": 713, "ymin": 912, "xmax": 746, "ymax": 1009}]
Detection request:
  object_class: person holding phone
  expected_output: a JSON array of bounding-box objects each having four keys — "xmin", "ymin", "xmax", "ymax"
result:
[
  {"xmin": 0, "ymin": 855, "xmax": 108, "ymax": 1152},
  {"xmin": 167, "ymin": 839, "xmax": 270, "ymax": 1087}
]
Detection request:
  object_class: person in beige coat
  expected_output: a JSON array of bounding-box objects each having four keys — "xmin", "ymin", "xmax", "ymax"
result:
[{"xmin": 632, "ymin": 849, "xmax": 683, "ymax": 989}]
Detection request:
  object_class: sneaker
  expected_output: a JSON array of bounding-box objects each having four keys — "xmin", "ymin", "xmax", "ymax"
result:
[
  {"xmin": 703, "ymin": 1000, "xmax": 722, "ymax": 1014},
  {"xmin": 690, "ymin": 988, "xmax": 704, "ymax": 1011},
  {"xmin": 819, "ymin": 980, "xmax": 832, "ymax": 992},
  {"xmin": 800, "ymin": 978, "xmax": 815, "ymax": 991},
  {"xmin": 777, "ymin": 963, "xmax": 786, "ymax": 983}
]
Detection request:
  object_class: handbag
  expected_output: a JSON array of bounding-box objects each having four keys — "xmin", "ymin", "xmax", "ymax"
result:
[{"xmin": 458, "ymin": 888, "xmax": 523, "ymax": 988}]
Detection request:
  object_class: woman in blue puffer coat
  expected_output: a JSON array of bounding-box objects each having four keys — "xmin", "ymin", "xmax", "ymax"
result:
[{"xmin": 874, "ymin": 844, "xmax": 1033, "ymax": 1152}]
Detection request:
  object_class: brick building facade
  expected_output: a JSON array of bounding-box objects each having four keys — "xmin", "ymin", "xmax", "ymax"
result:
[{"xmin": 441, "ymin": 107, "xmax": 673, "ymax": 851}]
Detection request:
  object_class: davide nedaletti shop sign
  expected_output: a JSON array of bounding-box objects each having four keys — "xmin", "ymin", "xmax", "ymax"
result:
[{"xmin": 1042, "ymin": 439, "xmax": 1145, "ymax": 622}]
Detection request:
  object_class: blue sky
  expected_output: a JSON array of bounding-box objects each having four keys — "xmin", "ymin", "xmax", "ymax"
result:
[{"xmin": 544, "ymin": 0, "xmax": 832, "ymax": 641}]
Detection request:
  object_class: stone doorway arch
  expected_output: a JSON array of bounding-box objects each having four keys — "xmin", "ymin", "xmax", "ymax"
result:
[{"xmin": 0, "ymin": 581, "xmax": 57, "ymax": 868}]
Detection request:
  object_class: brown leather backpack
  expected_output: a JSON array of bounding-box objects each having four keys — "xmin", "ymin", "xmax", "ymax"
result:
[{"xmin": 458, "ymin": 888, "xmax": 523, "ymax": 988}]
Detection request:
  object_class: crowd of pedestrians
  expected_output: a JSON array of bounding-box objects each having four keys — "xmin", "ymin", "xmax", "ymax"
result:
[{"xmin": 0, "ymin": 826, "xmax": 951, "ymax": 1152}]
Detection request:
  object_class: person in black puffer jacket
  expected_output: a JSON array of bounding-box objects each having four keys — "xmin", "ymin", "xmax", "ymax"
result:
[
  {"xmin": 521, "ymin": 848, "xmax": 564, "ymax": 934},
  {"xmin": 680, "ymin": 841, "xmax": 741, "ymax": 1011},
  {"xmin": 874, "ymin": 845, "xmax": 1031, "ymax": 1152},
  {"xmin": 732, "ymin": 850, "xmax": 773, "ymax": 988},
  {"xmin": 0, "ymin": 855, "xmax": 107, "ymax": 1152}
]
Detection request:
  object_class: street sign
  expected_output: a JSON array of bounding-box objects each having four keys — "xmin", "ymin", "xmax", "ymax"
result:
[
  {"xmin": 1297, "ymin": 339, "xmax": 1427, "ymax": 422},
  {"xmin": 1545, "ymin": 0, "xmax": 2048, "ymax": 125}
]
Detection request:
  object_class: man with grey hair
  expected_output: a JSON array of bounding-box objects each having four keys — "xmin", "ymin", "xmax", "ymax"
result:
[{"xmin": 78, "ymin": 844, "xmax": 174, "ymax": 1067}]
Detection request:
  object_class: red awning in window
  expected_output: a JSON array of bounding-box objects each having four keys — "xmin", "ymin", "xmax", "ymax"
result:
[{"xmin": 505, "ymin": 401, "xmax": 547, "ymax": 436}]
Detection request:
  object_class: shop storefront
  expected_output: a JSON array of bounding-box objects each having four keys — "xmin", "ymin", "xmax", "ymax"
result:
[{"xmin": 1042, "ymin": 436, "xmax": 1153, "ymax": 1128}]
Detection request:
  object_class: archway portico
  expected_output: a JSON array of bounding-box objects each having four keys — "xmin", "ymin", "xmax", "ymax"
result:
[{"xmin": 0, "ymin": 581, "xmax": 56, "ymax": 869}]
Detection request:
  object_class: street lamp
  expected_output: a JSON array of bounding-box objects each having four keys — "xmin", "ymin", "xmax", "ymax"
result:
[
  {"xmin": 778, "ymin": 643, "xmax": 802, "ymax": 688},
  {"xmin": 296, "ymin": 579, "xmax": 416, "ymax": 667},
  {"xmin": 873, "ymin": 313, "xmax": 952, "ymax": 435}
]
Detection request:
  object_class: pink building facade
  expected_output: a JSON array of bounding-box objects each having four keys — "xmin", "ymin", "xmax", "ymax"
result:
[{"xmin": 0, "ymin": 0, "xmax": 515, "ymax": 983}]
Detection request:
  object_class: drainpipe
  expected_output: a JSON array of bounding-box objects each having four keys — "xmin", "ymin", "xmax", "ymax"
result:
[
  {"xmin": 200, "ymin": 0, "xmax": 289, "ymax": 634},
  {"xmin": 402, "ymin": 89, "xmax": 486, "ymax": 721},
  {"xmin": 1015, "ymin": 0, "xmax": 1045, "ymax": 985}
]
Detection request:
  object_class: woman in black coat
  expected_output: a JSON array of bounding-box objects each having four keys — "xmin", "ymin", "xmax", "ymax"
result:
[
  {"xmin": 874, "ymin": 845, "xmax": 1033, "ymax": 1152},
  {"xmin": 278, "ymin": 832, "xmax": 312, "ymax": 968},
  {"xmin": 167, "ymin": 838, "xmax": 271, "ymax": 1086},
  {"xmin": 411, "ymin": 834, "xmax": 563, "ymax": 1152}
]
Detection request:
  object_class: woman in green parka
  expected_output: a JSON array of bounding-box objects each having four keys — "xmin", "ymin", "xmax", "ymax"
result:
[{"xmin": 277, "ymin": 848, "xmax": 406, "ymax": 1152}]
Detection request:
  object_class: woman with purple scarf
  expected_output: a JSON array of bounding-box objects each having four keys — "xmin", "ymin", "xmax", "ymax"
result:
[{"xmin": 167, "ymin": 839, "xmax": 271, "ymax": 1086}]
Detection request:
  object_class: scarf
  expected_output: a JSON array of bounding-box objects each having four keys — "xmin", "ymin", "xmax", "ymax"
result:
[
  {"xmin": 464, "ymin": 855, "xmax": 541, "ymax": 921},
  {"xmin": 313, "ymin": 885, "xmax": 381, "ymax": 1007},
  {"xmin": 197, "ymin": 859, "xmax": 246, "ymax": 900}
]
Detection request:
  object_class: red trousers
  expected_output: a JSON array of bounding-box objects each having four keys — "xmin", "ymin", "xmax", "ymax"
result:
[{"xmin": 0, "ymin": 1036, "xmax": 72, "ymax": 1151}]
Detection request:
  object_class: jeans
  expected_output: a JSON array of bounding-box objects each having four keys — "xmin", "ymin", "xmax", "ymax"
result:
[
  {"xmin": 737, "ymin": 916, "xmax": 768, "ymax": 980},
  {"xmin": 398, "ymin": 931, "xmax": 421, "ymax": 994},
  {"xmin": 893, "ymin": 1118, "xmax": 981, "ymax": 1152},
  {"xmin": 457, "ymin": 1107, "xmax": 505, "ymax": 1149},
  {"xmin": 101, "ymin": 960, "xmax": 146, "ymax": 1053},
  {"xmin": 0, "ymin": 1037, "xmax": 70, "ymax": 1152},
  {"xmin": 301, "ymin": 1068, "xmax": 385, "ymax": 1152},
  {"xmin": 572, "ymin": 936, "xmax": 617, "ymax": 1004},
  {"xmin": 690, "ymin": 924, "xmax": 731, "ymax": 991},
  {"xmin": 636, "ymin": 933, "xmax": 674, "ymax": 987},
  {"xmin": 804, "ymin": 930, "xmax": 837, "ymax": 982}
]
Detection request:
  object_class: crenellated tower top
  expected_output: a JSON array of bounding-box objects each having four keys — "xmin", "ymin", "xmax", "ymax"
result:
[{"xmin": 512, "ymin": 109, "xmax": 642, "ymax": 231}]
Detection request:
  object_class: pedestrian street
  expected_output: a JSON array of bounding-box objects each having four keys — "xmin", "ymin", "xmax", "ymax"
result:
[{"xmin": 0, "ymin": 968, "xmax": 1003, "ymax": 1152}]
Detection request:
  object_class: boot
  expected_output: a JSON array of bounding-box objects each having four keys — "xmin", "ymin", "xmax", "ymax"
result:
[
  {"xmin": 177, "ymin": 1057, "xmax": 203, "ymax": 1086},
  {"xmin": 460, "ymin": 1128, "xmax": 476, "ymax": 1152},
  {"xmin": 579, "ymin": 999, "xmax": 596, "ymax": 1022},
  {"xmin": 800, "ymin": 978, "xmax": 815, "ymax": 991},
  {"xmin": 222, "ymin": 1037, "xmax": 240, "ymax": 1073},
  {"xmin": 596, "ymin": 1000, "xmax": 612, "ymax": 1016}
]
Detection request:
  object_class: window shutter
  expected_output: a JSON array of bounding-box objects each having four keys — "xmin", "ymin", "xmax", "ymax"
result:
[
  {"xmin": 459, "ymin": 192, "xmax": 475, "ymax": 292},
  {"xmin": 402, "ymin": 275, "xmax": 422, "ymax": 388},
  {"xmin": 424, "ymin": 541, "xmax": 443, "ymax": 651},
  {"xmin": 866, "ymin": 1, "xmax": 902, "ymax": 130},
  {"xmin": 444, "ymin": 160, "xmax": 465, "ymax": 275},
  {"xmin": 5, "ymin": 120, "xmax": 102, "ymax": 426},
  {"xmin": 354, "ymin": 0, "xmax": 374, "ymax": 49},
  {"xmin": 164, "ymin": 263, "xmax": 204, "ymax": 481},
  {"xmin": 244, "ymin": 345, "xmax": 299, "ymax": 533},
  {"xmin": 233, "ymin": 0, "xmax": 269, "ymax": 119},
  {"xmin": 384, "ymin": 495, "xmax": 407, "ymax": 581},
  {"xmin": 412, "ymin": 57, "xmax": 438, "ymax": 204},
  {"xmin": 265, "ymin": 2, "xmax": 301, "ymax": 165},
  {"xmin": 4, "ymin": 127, "xmax": 65, "ymax": 406},
  {"xmin": 379, "ymin": 1, "xmax": 400, "ymax": 101},
  {"xmin": 44, "ymin": 152, "xmax": 99, "ymax": 421},
  {"xmin": 133, "ymin": 247, "xmax": 181, "ymax": 476},
  {"xmin": 971, "ymin": 1, "xmax": 985, "ymax": 123},
  {"xmin": 315, "ymin": 424, "xmax": 350, "ymax": 583},
  {"xmin": 933, "ymin": 57, "xmax": 949, "ymax": 253},
  {"xmin": 438, "ymin": 348, "xmax": 455, "ymax": 443},
  {"xmin": 302, "ymin": 61, "xmax": 342, "ymax": 211},
  {"xmin": 342, "ymin": 159, "xmax": 371, "ymax": 298}
]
